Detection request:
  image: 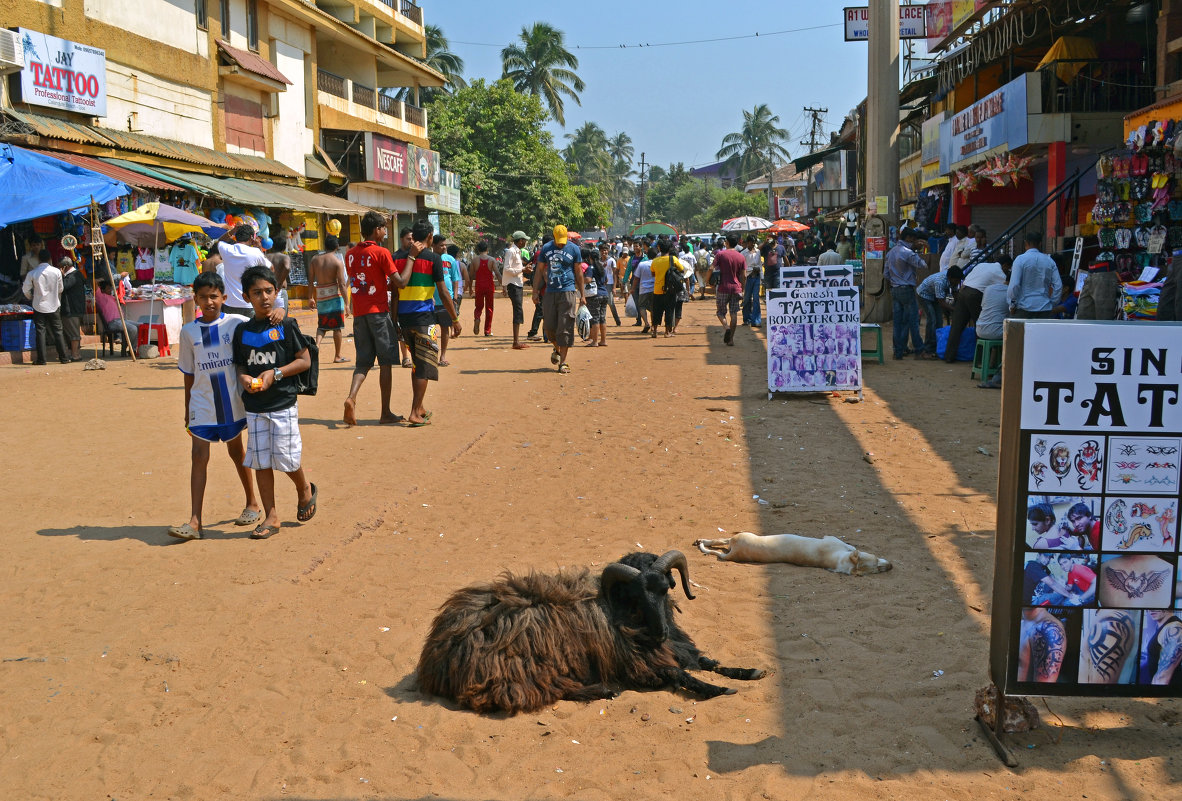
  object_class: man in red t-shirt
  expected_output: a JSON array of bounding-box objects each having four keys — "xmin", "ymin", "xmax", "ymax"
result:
[
  {"xmin": 471, "ymin": 241, "xmax": 500, "ymax": 336},
  {"xmin": 343, "ymin": 212, "xmax": 403, "ymax": 426},
  {"xmin": 1059, "ymin": 553, "xmax": 1096, "ymax": 605},
  {"xmin": 712, "ymin": 234, "xmax": 747, "ymax": 346}
]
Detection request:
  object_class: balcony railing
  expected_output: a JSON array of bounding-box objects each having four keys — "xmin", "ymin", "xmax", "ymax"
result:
[
  {"xmin": 404, "ymin": 102, "xmax": 425, "ymax": 128},
  {"xmin": 317, "ymin": 69, "xmax": 347, "ymax": 100},
  {"xmin": 399, "ymin": 0, "xmax": 422, "ymax": 25},
  {"xmin": 1038, "ymin": 59, "xmax": 1153, "ymax": 115},
  {"xmin": 318, "ymin": 70, "xmax": 427, "ymax": 132},
  {"xmin": 378, "ymin": 92, "xmax": 403, "ymax": 119},
  {"xmin": 352, "ymin": 82, "xmax": 376, "ymax": 109}
]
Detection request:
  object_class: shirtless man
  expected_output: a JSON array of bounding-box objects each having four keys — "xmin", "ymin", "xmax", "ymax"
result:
[
  {"xmin": 1146, "ymin": 610, "xmax": 1182, "ymax": 686},
  {"xmin": 308, "ymin": 235, "xmax": 350, "ymax": 363},
  {"xmin": 1079, "ymin": 608, "xmax": 1139, "ymax": 684},
  {"xmin": 1018, "ymin": 607, "xmax": 1066, "ymax": 682}
]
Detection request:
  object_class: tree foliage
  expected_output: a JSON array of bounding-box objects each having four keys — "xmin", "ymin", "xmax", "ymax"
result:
[
  {"xmin": 501, "ymin": 22, "xmax": 585, "ymax": 127},
  {"xmin": 392, "ymin": 24, "xmax": 466, "ymax": 105},
  {"xmin": 428, "ymin": 79, "xmax": 602, "ymax": 238},
  {"xmin": 716, "ymin": 104, "xmax": 792, "ymax": 216},
  {"xmin": 562, "ymin": 123, "xmax": 634, "ymax": 230}
]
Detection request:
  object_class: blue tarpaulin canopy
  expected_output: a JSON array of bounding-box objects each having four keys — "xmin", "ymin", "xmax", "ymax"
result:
[{"xmin": 0, "ymin": 144, "xmax": 128, "ymax": 228}]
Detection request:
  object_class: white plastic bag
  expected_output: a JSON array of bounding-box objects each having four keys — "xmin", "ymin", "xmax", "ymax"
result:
[
  {"xmin": 577, "ymin": 304, "xmax": 592, "ymax": 340},
  {"xmin": 625, "ymin": 295, "xmax": 637, "ymax": 317}
]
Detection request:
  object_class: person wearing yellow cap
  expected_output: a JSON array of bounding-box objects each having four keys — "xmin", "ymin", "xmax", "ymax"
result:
[{"xmin": 532, "ymin": 224, "xmax": 586, "ymax": 374}]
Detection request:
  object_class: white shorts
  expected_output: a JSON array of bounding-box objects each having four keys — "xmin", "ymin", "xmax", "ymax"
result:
[{"xmin": 244, "ymin": 405, "xmax": 302, "ymax": 472}]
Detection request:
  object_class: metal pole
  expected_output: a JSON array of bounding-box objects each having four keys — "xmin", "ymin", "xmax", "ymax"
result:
[{"xmin": 862, "ymin": 0, "xmax": 900, "ymax": 324}]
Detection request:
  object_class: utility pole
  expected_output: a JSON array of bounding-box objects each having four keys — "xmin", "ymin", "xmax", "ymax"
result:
[
  {"xmin": 637, "ymin": 152, "xmax": 648, "ymax": 222},
  {"xmin": 800, "ymin": 106, "xmax": 828, "ymax": 218},
  {"xmin": 863, "ymin": 0, "xmax": 900, "ymax": 324}
]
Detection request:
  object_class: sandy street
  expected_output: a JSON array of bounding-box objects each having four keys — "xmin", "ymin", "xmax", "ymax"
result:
[{"xmin": 1, "ymin": 299, "xmax": 1178, "ymax": 801}]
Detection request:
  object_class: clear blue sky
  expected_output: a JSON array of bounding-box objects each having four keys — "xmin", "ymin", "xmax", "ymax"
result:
[{"xmin": 428, "ymin": 0, "xmax": 872, "ymax": 174}]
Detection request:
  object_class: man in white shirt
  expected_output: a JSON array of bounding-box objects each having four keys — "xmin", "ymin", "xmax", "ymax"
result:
[
  {"xmin": 19, "ymin": 235, "xmax": 43, "ymax": 279},
  {"xmin": 944, "ymin": 254, "xmax": 1011, "ymax": 363},
  {"xmin": 598, "ymin": 242, "xmax": 621, "ymax": 325},
  {"xmin": 976, "ymin": 260, "xmax": 1013, "ymax": 388},
  {"xmin": 1008, "ymin": 231, "xmax": 1062, "ymax": 318},
  {"xmin": 21, "ymin": 249, "xmax": 70, "ymax": 364},
  {"xmin": 217, "ymin": 224, "xmax": 267, "ymax": 316},
  {"xmin": 953, "ymin": 226, "xmax": 985, "ymax": 272},
  {"xmin": 939, "ymin": 223, "xmax": 961, "ymax": 272},
  {"xmin": 503, "ymin": 231, "xmax": 528, "ymax": 349},
  {"xmin": 678, "ymin": 246, "xmax": 697, "ymax": 298}
]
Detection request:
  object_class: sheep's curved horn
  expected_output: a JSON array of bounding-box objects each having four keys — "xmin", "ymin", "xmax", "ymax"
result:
[
  {"xmin": 600, "ymin": 562, "xmax": 642, "ymax": 598},
  {"xmin": 652, "ymin": 550, "xmax": 695, "ymax": 600}
]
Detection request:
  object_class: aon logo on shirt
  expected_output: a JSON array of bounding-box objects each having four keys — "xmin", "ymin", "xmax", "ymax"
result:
[{"xmin": 247, "ymin": 351, "xmax": 277, "ymax": 366}]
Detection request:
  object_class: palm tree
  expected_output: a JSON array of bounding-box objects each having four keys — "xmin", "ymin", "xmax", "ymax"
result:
[
  {"xmin": 563, "ymin": 121, "xmax": 610, "ymax": 185},
  {"xmin": 393, "ymin": 24, "xmax": 465, "ymax": 104},
  {"xmin": 501, "ymin": 22, "xmax": 585, "ymax": 126},
  {"xmin": 716, "ymin": 104, "xmax": 793, "ymax": 216},
  {"xmin": 607, "ymin": 132, "xmax": 634, "ymax": 169}
]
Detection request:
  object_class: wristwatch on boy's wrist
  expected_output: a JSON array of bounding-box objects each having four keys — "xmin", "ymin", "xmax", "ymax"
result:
[{"xmin": 273, "ymin": 367, "xmax": 284, "ymax": 382}]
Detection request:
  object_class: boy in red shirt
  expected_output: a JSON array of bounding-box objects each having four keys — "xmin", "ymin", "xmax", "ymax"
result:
[{"xmin": 343, "ymin": 212, "xmax": 402, "ymax": 426}]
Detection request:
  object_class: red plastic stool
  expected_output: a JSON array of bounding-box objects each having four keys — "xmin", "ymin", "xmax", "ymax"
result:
[{"xmin": 138, "ymin": 323, "xmax": 171, "ymax": 356}]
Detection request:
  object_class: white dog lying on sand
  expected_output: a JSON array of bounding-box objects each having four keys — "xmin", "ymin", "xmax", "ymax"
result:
[{"xmin": 694, "ymin": 532, "xmax": 892, "ymax": 576}]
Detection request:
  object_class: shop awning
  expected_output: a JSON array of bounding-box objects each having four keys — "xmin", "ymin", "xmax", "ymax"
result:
[
  {"xmin": 27, "ymin": 148, "xmax": 183, "ymax": 192},
  {"xmin": 2, "ymin": 108, "xmax": 113, "ymax": 146},
  {"xmin": 0, "ymin": 144, "xmax": 128, "ymax": 228},
  {"xmin": 144, "ymin": 165, "xmax": 372, "ymax": 215},
  {"xmin": 102, "ymin": 159, "xmax": 216, "ymax": 196},
  {"xmin": 792, "ymin": 142, "xmax": 854, "ymax": 173}
]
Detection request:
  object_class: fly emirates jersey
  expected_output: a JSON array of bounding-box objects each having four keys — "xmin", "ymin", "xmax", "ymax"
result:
[{"xmin": 178, "ymin": 313, "xmax": 249, "ymax": 428}]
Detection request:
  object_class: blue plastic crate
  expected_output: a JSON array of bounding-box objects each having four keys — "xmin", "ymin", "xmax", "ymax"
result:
[{"xmin": 1, "ymin": 319, "xmax": 34, "ymax": 351}]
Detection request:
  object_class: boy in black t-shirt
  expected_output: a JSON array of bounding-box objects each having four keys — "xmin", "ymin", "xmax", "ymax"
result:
[{"xmin": 231, "ymin": 265, "xmax": 318, "ymax": 538}]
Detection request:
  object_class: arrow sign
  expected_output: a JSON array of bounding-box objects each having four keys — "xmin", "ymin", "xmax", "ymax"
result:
[
  {"xmin": 836, "ymin": 287, "xmax": 858, "ymax": 298},
  {"xmin": 767, "ymin": 290, "xmax": 788, "ymax": 300},
  {"xmin": 823, "ymin": 267, "xmax": 853, "ymax": 280},
  {"xmin": 780, "ymin": 269, "xmax": 808, "ymax": 281}
]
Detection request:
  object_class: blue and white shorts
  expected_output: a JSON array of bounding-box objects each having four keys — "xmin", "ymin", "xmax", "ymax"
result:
[
  {"xmin": 188, "ymin": 420, "xmax": 247, "ymax": 443},
  {"xmin": 244, "ymin": 405, "xmax": 302, "ymax": 472}
]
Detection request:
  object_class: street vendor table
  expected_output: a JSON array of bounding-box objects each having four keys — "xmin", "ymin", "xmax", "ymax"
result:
[{"xmin": 122, "ymin": 297, "xmax": 195, "ymax": 352}]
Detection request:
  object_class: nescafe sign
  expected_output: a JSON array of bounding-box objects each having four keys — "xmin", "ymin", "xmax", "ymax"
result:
[{"xmin": 19, "ymin": 28, "xmax": 107, "ymax": 117}]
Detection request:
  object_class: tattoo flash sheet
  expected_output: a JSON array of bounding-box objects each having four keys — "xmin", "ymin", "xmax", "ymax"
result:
[
  {"xmin": 1105, "ymin": 437, "xmax": 1182, "ymax": 494},
  {"xmin": 1028, "ymin": 434, "xmax": 1105, "ymax": 493},
  {"xmin": 1101, "ymin": 497, "xmax": 1178, "ymax": 552}
]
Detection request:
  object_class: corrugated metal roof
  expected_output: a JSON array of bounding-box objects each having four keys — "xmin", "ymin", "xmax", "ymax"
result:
[
  {"xmin": 216, "ymin": 39, "xmax": 293, "ymax": 86},
  {"xmin": 4, "ymin": 108, "xmax": 112, "ymax": 145},
  {"xmin": 148, "ymin": 166, "xmax": 372, "ymax": 215},
  {"xmin": 95, "ymin": 128, "xmax": 299, "ymax": 178},
  {"xmin": 102, "ymin": 159, "xmax": 217, "ymax": 196},
  {"xmin": 28, "ymin": 148, "xmax": 183, "ymax": 192},
  {"xmin": 3, "ymin": 108, "xmax": 300, "ymax": 179}
]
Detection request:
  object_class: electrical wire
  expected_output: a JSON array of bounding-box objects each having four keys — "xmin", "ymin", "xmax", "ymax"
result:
[{"xmin": 452, "ymin": 23, "xmax": 843, "ymax": 52}]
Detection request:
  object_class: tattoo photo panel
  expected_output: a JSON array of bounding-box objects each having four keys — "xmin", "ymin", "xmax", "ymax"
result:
[
  {"xmin": 1098, "ymin": 554, "xmax": 1175, "ymax": 609},
  {"xmin": 1101, "ymin": 497, "xmax": 1178, "ymax": 552},
  {"xmin": 1079, "ymin": 608, "xmax": 1140, "ymax": 684}
]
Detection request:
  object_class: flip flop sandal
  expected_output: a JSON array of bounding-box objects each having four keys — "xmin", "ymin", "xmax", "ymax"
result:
[
  {"xmin": 402, "ymin": 358, "xmax": 413, "ymax": 368},
  {"xmin": 167, "ymin": 523, "xmax": 202, "ymax": 540},
  {"xmin": 250, "ymin": 523, "xmax": 280, "ymax": 540},
  {"xmin": 408, "ymin": 419, "xmax": 432, "ymax": 427},
  {"xmin": 234, "ymin": 508, "xmax": 262, "ymax": 526},
  {"xmin": 550, "ymin": 350, "xmax": 560, "ymax": 364},
  {"xmin": 297, "ymin": 483, "xmax": 318, "ymax": 523},
  {"xmin": 558, "ymin": 363, "xmax": 571, "ymax": 374}
]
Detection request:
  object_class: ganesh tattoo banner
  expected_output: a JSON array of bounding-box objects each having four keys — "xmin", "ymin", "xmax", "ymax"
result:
[{"xmin": 995, "ymin": 321, "xmax": 1182, "ymax": 697}]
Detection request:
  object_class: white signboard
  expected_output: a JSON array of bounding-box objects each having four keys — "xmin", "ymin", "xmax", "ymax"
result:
[
  {"xmin": 844, "ymin": 6, "xmax": 928, "ymax": 41},
  {"xmin": 18, "ymin": 28, "xmax": 107, "ymax": 117},
  {"xmin": 940, "ymin": 74, "xmax": 1029, "ymax": 172},
  {"xmin": 996, "ymin": 320, "xmax": 1182, "ymax": 698},
  {"xmin": 767, "ymin": 265, "xmax": 862, "ymax": 393},
  {"xmin": 424, "ymin": 169, "xmax": 462, "ymax": 214}
]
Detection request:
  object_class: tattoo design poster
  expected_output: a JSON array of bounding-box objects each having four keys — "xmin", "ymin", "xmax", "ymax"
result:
[
  {"xmin": 997, "ymin": 321, "xmax": 1182, "ymax": 697},
  {"xmin": 766, "ymin": 266, "xmax": 861, "ymax": 394}
]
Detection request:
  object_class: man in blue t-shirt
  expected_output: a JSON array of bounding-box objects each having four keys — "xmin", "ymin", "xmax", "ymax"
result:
[{"xmin": 533, "ymin": 224, "xmax": 586, "ymax": 374}]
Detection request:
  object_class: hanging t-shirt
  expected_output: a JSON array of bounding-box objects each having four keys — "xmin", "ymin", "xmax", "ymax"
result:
[
  {"xmin": 231, "ymin": 316, "xmax": 308, "ymax": 414},
  {"xmin": 134, "ymin": 248, "xmax": 155, "ymax": 282},
  {"xmin": 179, "ymin": 313, "xmax": 250, "ymax": 429}
]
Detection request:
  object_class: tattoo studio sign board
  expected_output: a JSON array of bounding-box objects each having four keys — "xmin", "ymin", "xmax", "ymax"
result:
[
  {"xmin": 766, "ymin": 266, "xmax": 862, "ymax": 394},
  {"xmin": 992, "ymin": 321, "xmax": 1182, "ymax": 697}
]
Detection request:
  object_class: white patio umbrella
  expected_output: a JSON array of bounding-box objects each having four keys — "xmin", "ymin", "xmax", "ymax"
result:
[{"xmin": 721, "ymin": 216, "xmax": 774, "ymax": 233}]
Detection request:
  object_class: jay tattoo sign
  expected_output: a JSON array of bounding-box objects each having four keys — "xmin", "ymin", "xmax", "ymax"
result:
[{"xmin": 992, "ymin": 321, "xmax": 1182, "ymax": 696}]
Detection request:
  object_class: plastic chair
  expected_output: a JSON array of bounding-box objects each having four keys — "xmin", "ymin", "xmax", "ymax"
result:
[
  {"xmin": 138, "ymin": 323, "xmax": 170, "ymax": 356},
  {"xmin": 971, "ymin": 338, "xmax": 1003, "ymax": 382},
  {"xmin": 860, "ymin": 323, "xmax": 884, "ymax": 364}
]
